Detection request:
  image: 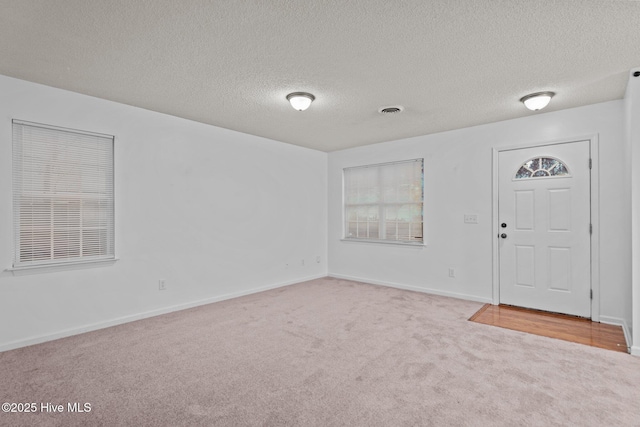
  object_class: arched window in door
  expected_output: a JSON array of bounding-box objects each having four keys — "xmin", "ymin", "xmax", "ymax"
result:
[{"xmin": 514, "ymin": 157, "xmax": 570, "ymax": 179}]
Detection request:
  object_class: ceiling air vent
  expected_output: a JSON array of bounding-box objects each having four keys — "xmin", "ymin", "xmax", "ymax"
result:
[{"xmin": 378, "ymin": 106, "xmax": 404, "ymax": 114}]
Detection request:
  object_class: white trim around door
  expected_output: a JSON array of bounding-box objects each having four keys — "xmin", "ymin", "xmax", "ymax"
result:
[{"xmin": 492, "ymin": 134, "xmax": 600, "ymax": 321}]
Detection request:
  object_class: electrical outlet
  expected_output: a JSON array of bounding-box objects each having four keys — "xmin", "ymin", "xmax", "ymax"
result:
[
  {"xmin": 301, "ymin": 259, "xmax": 305, "ymax": 266},
  {"xmin": 464, "ymin": 214, "xmax": 478, "ymax": 224},
  {"xmin": 159, "ymin": 279, "xmax": 167, "ymax": 290},
  {"xmin": 448, "ymin": 268, "xmax": 455, "ymax": 278}
]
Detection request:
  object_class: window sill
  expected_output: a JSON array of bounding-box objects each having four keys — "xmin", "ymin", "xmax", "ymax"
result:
[
  {"xmin": 5, "ymin": 258, "xmax": 119, "ymax": 276},
  {"xmin": 340, "ymin": 238, "xmax": 425, "ymax": 248}
]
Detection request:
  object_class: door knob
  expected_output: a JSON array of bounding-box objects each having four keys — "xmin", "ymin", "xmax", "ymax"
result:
[
  {"xmin": 501, "ymin": 223, "xmax": 507, "ymax": 228},
  {"xmin": 500, "ymin": 233, "xmax": 507, "ymax": 239}
]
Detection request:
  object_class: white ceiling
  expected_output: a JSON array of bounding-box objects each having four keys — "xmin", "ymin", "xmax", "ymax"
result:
[{"xmin": 1, "ymin": 1, "xmax": 639, "ymax": 152}]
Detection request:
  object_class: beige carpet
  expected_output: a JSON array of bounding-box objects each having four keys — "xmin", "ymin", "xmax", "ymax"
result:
[{"xmin": 1, "ymin": 277, "xmax": 639, "ymax": 426}]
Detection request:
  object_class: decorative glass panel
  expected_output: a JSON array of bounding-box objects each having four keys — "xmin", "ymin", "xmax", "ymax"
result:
[{"xmin": 514, "ymin": 157, "xmax": 569, "ymax": 180}]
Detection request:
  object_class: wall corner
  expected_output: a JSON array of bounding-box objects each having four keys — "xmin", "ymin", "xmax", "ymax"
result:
[{"xmin": 627, "ymin": 66, "xmax": 640, "ymax": 351}]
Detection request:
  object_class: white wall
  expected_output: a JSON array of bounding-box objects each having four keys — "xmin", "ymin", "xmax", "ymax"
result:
[
  {"xmin": 1, "ymin": 73, "xmax": 634, "ymax": 353},
  {"xmin": 0, "ymin": 75, "xmax": 328, "ymax": 351},
  {"xmin": 328, "ymin": 101, "xmax": 631, "ymax": 330},
  {"xmin": 627, "ymin": 68, "xmax": 640, "ymax": 355}
]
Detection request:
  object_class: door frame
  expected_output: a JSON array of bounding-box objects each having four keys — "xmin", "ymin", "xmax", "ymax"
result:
[{"xmin": 491, "ymin": 135, "xmax": 600, "ymax": 320}]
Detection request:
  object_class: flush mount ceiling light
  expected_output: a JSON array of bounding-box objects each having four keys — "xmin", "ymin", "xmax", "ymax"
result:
[
  {"xmin": 520, "ymin": 91, "xmax": 555, "ymax": 111},
  {"xmin": 286, "ymin": 92, "xmax": 315, "ymax": 111}
]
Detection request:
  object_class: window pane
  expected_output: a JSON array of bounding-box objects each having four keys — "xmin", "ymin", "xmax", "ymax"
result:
[
  {"xmin": 550, "ymin": 162, "xmax": 568, "ymax": 176},
  {"xmin": 347, "ymin": 222, "xmax": 357, "ymax": 238},
  {"xmin": 385, "ymin": 206, "xmax": 397, "ymax": 221},
  {"xmin": 541, "ymin": 158, "xmax": 554, "ymax": 169},
  {"xmin": 515, "ymin": 166, "xmax": 531, "ymax": 179},
  {"xmin": 385, "ymin": 221, "xmax": 397, "ymax": 240},
  {"xmin": 13, "ymin": 121, "xmax": 114, "ymax": 267},
  {"xmin": 397, "ymin": 184, "xmax": 410, "ymax": 202},
  {"xmin": 368, "ymin": 221, "xmax": 379, "ymax": 239},
  {"xmin": 411, "ymin": 223, "xmax": 423, "ymax": 239},
  {"xmin": 357, "ymin": 222, "xmax": 368, "ymax": 238},
  {"xmin": 344, "ymin": 159, "xmax": 423, "ymax": 243},
  {"xmin": 357, "ymin": 206, "xmax": 368, "ymax": 221},
  {"xmin": 397, "ymin": 222, "xmax": 410, "ymax": 241},
  {"xmin": 368, "ymin": 206, "xmax": 379, "ymax": 221},
  {"xmin": 346, "ymin": 207, "xmax": 357, "ymax": 221},
  {"xmin": 515, "ymin": 157, "xmax": 570, "ymax": 180}
]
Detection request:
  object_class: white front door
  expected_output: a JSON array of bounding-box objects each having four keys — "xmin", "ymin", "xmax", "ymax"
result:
[{"xmin": 498, "ymin": 141, "xmax": 591, "ymax": 317}]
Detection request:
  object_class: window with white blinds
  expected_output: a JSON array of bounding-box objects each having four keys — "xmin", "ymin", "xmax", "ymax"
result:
[
  {"xmin": 12, "ymin": 120, "xmax": 115, "ymax": 268},
  {"xmin": 344, "ymin": 159, "xmax": 424, "ymax": 244}
]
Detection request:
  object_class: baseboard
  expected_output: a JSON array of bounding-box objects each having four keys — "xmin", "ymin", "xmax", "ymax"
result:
[
  {"xmin": 328, "ymin": 273, "xmax": 492, "ymax": 304},
  {"xmin": 0, "ymin": 273, "xmax": 326, "ymax": 353},
  {"xmin": 631, "ymin": 346, "xmax": 640, "ymax": 357},
  {"xmin": 599, "ymin": 315, "xmax": 632, "ymax": 352}
]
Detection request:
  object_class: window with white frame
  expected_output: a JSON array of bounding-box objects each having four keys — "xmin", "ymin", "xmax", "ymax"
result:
[
  {"xmin": 344, "ymin": 159, "xmax": 424, "ymax": 244},
  {"xmin": 12, "ymin": 120, "xmax": 115, "ymax": 268}
]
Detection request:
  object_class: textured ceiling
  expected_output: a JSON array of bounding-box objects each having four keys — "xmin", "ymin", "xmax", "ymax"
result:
[{"xmin": 1, "ymin": 1, "xmax": 639, "ymax": 152}]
